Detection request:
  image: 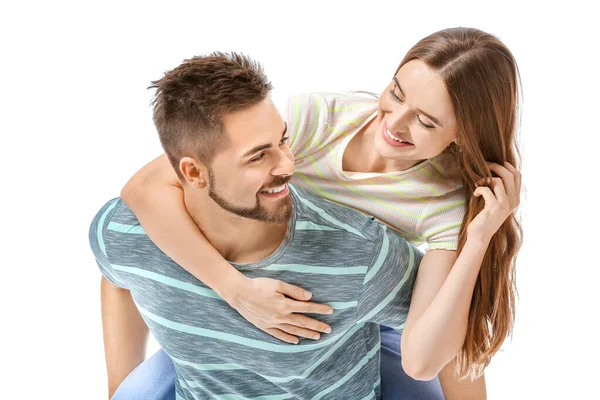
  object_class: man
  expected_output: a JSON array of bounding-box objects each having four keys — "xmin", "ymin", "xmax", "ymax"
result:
[{"xmin": 90, "ymin": 52, "xmax": 420, "ymax": 399}]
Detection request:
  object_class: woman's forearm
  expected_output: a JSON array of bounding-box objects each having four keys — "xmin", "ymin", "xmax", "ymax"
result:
[
  {"xmin": 402, "ymin": 236, "xmax": 489, "ymax": 380},
  {"xmin": 121, "ymin": 182, "xmax": 245, "ymax": 301},
  {"xmin": 118, "ymin": 154, "xmax": 335, "ymax": 344},
  {"xmin": 404, "ymin": 162, "xmax": 521, "ymax": 380}
]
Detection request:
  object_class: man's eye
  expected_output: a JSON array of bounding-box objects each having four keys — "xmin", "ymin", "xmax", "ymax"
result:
[{"xmin": 250, "ymin": 153, "xmax": 265, "ymax": 162}]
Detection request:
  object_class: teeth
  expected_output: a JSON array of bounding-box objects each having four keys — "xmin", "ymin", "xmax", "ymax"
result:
[
  {"xmin": 262, "ymin": 184, "xmax": 286, "ymax": 194},
  {"xmin": 386, "ymin": 128, "xmax": 409, "ymax": 143}
]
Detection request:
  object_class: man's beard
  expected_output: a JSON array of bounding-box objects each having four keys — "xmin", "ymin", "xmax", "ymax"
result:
[{"xmin": 207, "ymin": 171, "xmax": 292, "ymax": 224}]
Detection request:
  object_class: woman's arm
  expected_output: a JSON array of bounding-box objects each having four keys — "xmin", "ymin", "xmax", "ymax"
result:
[
  {"xmin": 121, "ymin": 154, "xmax": 334, "ymax": 343},
  {"xmin": 400, "ymin": 248, "xmax": 480, "ymax": 379},
  {"xmin": 439, "ymin": 361, "xmax": 486, "ymax": 400},
  {"xmin": 401, "ymin": 162, "xmax": 520, "ymax": 381}
]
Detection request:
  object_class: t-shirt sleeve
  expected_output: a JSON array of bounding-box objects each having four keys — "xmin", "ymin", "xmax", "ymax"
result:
[
  {"xmin": 286, "ymin": 92, "xmax": 379, "ymax": 161},
  {"xmin": 286, "ymin": 93, "xmax": 329, "ymax": 160},
  {"xmin": 356, "ymin": 226, "xmax": 423, "ymax": 331},
  {"xmin": 88, "ymin": 198, "xmax": 129, "ymax": 289},
  {"xmin": 416, "ymin": 187, "xmax": 466, "ymax": 252}
]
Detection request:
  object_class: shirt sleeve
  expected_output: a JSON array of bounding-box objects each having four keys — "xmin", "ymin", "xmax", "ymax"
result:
[
  {"xmin": 286, "ymin": 93, "xmax": 329, "ymax": 160},
  {"xmin": 355, "ymin": 226, "xmax": 423, "ymax": 331},
  {"xmin": 88, "ymin": 198, "xmax": 129, "ymax": 289},
  {"xmin": 286, "ymin": 92, "xmax": 379, "ymax": 161},
  {"xmin": 416, "ymin": 187, "xmax": 466, "ymax": 252}
]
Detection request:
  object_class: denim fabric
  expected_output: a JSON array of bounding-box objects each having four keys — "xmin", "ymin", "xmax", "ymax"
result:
[{"xmin": 115, "ymin": 327, "xmax": 444, "ymax": 399}]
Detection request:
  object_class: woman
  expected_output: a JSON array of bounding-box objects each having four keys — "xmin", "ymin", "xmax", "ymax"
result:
[{"xmin": 117, "ymin": 27, "xmax": 522, "ymax": 399}]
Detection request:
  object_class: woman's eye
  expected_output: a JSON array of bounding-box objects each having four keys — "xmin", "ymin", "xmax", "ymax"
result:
[
  {"xmin": 389, "ymin": 88, "xmax": 403, "ymax": 103},
  {"xmin": 280, "ymin": 136, "xmax": 290, "ymax": 145},
  {"xmin": 417, "ymin": 116, "xmax": 435, "ymax": 130},
  {"xmin": 250, "ymin": 153, "xmax": 265, "ymax": 162}
]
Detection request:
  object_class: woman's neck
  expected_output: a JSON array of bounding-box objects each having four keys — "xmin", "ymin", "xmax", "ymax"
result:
[{"xmin": 343, "ymin": 116, "xmax": 422, "ymax": 174}]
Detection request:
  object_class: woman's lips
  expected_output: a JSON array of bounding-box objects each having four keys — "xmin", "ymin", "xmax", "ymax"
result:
[{"xmin": 382, "ymin": 121, "xmax": 414, "ymax": 148}]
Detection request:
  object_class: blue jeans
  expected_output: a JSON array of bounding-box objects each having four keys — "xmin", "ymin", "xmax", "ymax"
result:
[
  {"xmin": 111, "ymin": 347, "xmax": 175, "ymax": 400},
  {"xmin": 113, "ymin": 327, "xmax": 444, "ymax": 399},
  {"xmin": 379, "ymin": 326, "xmax": 444, "ymax": 399}
]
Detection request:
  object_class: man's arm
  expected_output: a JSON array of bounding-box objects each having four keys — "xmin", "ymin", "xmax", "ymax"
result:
[{"xmin": 101, "ymin": 277, "xmax": 149, "ymax": 398}]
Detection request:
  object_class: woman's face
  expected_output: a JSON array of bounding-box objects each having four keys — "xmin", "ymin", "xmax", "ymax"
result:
[{"xmin": 374, "ymin": 60, "xmax": 458, "ymax": 164}]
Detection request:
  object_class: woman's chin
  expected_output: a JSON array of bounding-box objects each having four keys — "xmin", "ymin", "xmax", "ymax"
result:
[{"xmin": 374, "ymin": 138, "xmax": 410, "ymax": 161}]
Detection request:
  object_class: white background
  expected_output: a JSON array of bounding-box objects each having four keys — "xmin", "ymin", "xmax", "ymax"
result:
[{"xmin": 2, "ymin": 1, "xmax": 599, "ymax": 399}]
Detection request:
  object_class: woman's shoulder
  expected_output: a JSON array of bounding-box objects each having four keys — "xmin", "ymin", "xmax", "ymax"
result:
[
  {"xmin": 288, "ymin": 91, "xmax": 379, "ymax": 104},
  {"xmin": 287, "ymin": 91, "xmax": 378, "ymax": 120},
  {"xmin": 414, "ymin": 152, "xmax": 467, "ymax": 251},
  {"xmin": 425, "ymin": 150, "xmax": 464, "ymax": 192},
  {"xmin": 286, "ymin": 92, "xmax": 378, "ymax": 158}
]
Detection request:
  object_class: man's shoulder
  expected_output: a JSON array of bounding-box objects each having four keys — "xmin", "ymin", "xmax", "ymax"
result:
[
  {"xmin": 91, "ymin": 197, "xmax": 141, "ymax": 231},
  {"xmin": 106, "ymin": 198, "xmax": 144, "ymax": 232},
  {"xmin": 289, "ymin": 184, "xmax": 383, "ymax": 243},
  {"xmin": 89, "ymin": 197, "xmax": 146, "ymax": 257}
]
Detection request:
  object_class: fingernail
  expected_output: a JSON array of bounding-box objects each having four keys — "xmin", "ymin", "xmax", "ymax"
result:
[
  {"xmin": 304, "ymin": 290, "xmax": 312, "ymax": 297},
  {"xmin": 328, "ymin": 309, "xmax": 334, "ymax": 314},
  {"xmin": 313, "ymin": 334, "xmax": 320, "ymax": 340},
  {"xmin": 325, "ymin": 328, "xmax": 332, "ymax": 333}
]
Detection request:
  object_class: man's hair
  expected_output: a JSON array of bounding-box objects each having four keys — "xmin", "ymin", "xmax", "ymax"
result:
[{"xmin": 149, "ymin": 52, "xmax": 273, "ymax": 179}]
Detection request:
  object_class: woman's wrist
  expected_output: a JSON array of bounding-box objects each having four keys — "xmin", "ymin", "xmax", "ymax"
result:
[
  {"xmin": 465, "ymin": 231, "xmax": 492, "ymax": 251},
  {"xmin": 217, "ymin": 269, "xmax": 249, "ymax": 306}
]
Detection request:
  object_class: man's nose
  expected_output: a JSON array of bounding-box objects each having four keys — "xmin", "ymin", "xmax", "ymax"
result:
[{"xmin": 272, "ymin": 147, "xmax": 295, "ymax": 177}]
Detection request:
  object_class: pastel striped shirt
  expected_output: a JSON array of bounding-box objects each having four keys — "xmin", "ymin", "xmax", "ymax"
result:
[
  {"xmin": 287, "ymin": 92, "xmax": 466, "ymax": 250},
  {"xmin": 90, "ymin": 184, "xmax": 422, "ymax": 399}
]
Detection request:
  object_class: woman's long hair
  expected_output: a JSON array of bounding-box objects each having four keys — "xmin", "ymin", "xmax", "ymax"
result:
[{"xmin": 398, "ymin": 27, "xmax": 523, "ymax": 379}]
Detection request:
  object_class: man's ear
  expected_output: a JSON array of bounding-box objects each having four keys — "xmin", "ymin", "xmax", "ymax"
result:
[{"xmin": 179, "ymin": 157, "xmax": 209, "ymax": 188}]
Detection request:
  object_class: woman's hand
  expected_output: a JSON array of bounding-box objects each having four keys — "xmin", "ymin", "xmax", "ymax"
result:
[
  {"xmin": 467, "ymin": 162, "xmax": 521, "ymax": 243},
  {"xmin": 227, "ymin": 276, "xmax": 334, "ymax": 344}
]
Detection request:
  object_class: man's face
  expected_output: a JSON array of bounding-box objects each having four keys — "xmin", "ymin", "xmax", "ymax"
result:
[{"xmin": 207, "ymin": 97, "xmax": 295, "ymax": 224}]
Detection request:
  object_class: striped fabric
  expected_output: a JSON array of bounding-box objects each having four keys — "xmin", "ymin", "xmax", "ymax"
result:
[
  {"xmin": 90, "ymin": 184, "xmax": 422, "ymax": 399},
  {"xmin": 287, "ymin": 92, "xmax": 466, "ymax": 250}
]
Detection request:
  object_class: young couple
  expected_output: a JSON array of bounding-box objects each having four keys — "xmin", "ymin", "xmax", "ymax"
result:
[{"xmin": 90, "ymin": 27, "xmax": 522, "ymax": 399}]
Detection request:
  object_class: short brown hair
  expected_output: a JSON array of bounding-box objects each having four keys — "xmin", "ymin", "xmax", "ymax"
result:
[{"xmin": 149, "ymin": 52, "xmax": 273, "ymax": 179}]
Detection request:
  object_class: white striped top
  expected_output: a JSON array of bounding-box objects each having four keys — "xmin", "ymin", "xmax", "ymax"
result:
[{"xmin": 287, "ymin": 92, "xmax": 466, "ymax": 251}]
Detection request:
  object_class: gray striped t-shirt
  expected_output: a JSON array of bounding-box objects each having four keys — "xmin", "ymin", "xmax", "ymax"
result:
[{"xmin": 89, "ymin": 184, "xmax": 422, "ymax": 399}]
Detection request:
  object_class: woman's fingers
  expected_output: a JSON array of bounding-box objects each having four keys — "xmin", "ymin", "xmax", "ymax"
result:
[
  {"xmin": 277, "ymin": 324, "xmax": 323, "ymax": 341},
  {"xmin": 476, "ymin": 177, "xmax": 506, "ymax": 202},
  {"xmin": 503, "ymin": 161, "xmax": 522, "ymax": 204},
  {"xmin": 263, "ymin": 328, "xmax": 299, "ymax": 344},
  {"xmin": 487, "ymin": 162, "xmax": 515, "ymax": 204},
  {"xmin": 276, "ymin": 281, "xmax": 313, "ymax": 301},
  {"xmin": 491, "ymin": 177, "xmax": 508, "ymax": 205},
  {"xmin": 473, "ymin": 185, "xmax": 496, "ymax": 206},
  {"xmin": 285, "ymin": 314, "xmax": 332, "ymax": 334},
  {"xmin": 286, "ymin": 298, "xmax": 334, "ymax": 315}
]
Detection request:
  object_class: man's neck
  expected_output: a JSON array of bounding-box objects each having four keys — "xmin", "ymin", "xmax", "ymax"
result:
[{"xmin": 183, "ymin": 189, "xmax": 289, "ymax": 264}]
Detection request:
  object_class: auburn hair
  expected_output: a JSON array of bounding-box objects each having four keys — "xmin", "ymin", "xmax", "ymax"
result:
[{"xmin": 398, "ymin": 27, "xmax": 523, "ymax": 379}]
